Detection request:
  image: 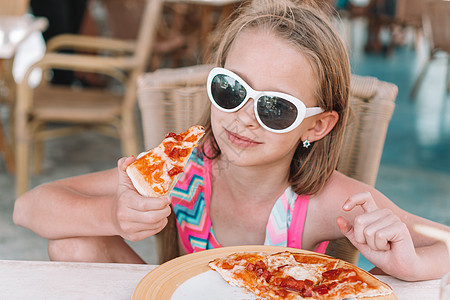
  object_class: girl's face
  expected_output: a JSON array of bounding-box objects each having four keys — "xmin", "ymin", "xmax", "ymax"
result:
[{"xmin": 211, "ymin": 28, "xmax": 320, "ymax": 168}]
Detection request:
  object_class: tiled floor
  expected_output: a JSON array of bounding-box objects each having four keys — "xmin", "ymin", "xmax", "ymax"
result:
[{"xmin": 0, "ymin": 18, "xmax": 449, "ymax": 269}]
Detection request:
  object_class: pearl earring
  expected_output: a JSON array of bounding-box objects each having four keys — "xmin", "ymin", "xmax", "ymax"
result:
[{"xmin": 302, "ymin": 138, "xmax": 311, "ymax": 148}]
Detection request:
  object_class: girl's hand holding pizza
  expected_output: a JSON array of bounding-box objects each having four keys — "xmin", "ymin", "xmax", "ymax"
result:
[
  {"xmin": 337, "ymin": 192, "xmax": 419, "ymax": 280},
  {"xmin": 111, "ymin": 126, "xmax": 203, "ymax": 242},
  {"xmin": 112, "ymin": 156, "xmax": 171, "ymax": 242}
]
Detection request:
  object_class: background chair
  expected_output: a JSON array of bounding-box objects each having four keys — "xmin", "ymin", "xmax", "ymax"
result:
[
  {"xmin": 0, "ymin": 0, "xmax": 36, "ymax": 173},
  {"xmin": 351, "ymin": 0, "xmax": 424, "ymax": 54},
  {"xmin": 15, "ymin": 0, "xmax": 165, "ymax": 195},
  {"xmin": 388, "ymin": 0, "xmax": 425, "ymax": 52},
  {"xmin": 410, "ymin": 0, "xmax": 450, "ymax": 98},
  {"xmin": 136, "ymin": 65, "xmax": 397, "ymax": 265}
]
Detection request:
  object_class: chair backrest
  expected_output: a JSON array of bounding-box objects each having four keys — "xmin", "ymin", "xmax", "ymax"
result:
[
  {"xmin": 337, "ymin": 74, "xmax": 397, "ymax": 187},
  {"xmin": 422, "ymin": 0, "xmax": 450, "ymax": 55},
  {"xmin": 326, "ymin": 74, "xmax": 397, "ymax": 263},
  {"xmin": 137, "ymin": 65, "xmax": 397, "ymax": 264},
  {"xmin": 0, "ymin": 0, "xmax": 29, "ymax": 16},
  {"xmin": 132, "ymin": 0, "xmax": 164, "ymax": 75},
  {"xmin": 102, "ymin": 0, "xmax": 164, "ymax": 125}
]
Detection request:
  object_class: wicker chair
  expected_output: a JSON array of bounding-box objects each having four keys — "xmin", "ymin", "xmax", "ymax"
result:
[
  {"xmin": 137, "ymin": 64, "xmax": 397, "ymax": 265},
  {"xmin": 14, "ymin": 0, "xmax": 166, "ymax": 195},
  {"xmin": 410, "ymin": 0, "xmax": 450, "ymax": 98}
]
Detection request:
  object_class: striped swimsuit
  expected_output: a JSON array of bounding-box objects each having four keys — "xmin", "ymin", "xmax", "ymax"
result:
[{"xmin": 170, "ymin": 150, "xmax": 329, "ymax": 254}]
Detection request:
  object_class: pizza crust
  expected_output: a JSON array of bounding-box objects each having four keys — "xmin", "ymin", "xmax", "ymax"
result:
[
  {"xmin": 126, "ymin": 164, "xmax": 158, "ymax": 197},
  {"xmin": 335, "ymin": 260, "xmax": 394, "ymax": 298}
]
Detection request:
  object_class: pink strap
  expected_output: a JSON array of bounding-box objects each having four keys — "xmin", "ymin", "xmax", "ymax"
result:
[
  {"xmin": 203, "ymin": 154, "xmax": 212, "ymax": 210},
  {"xmin": 287, "ymin": 194, "xmax": 309, "ymax": 248},
  {"xmin": 287, "ymin": 194, "xmax": 329, "ymax": 254}
]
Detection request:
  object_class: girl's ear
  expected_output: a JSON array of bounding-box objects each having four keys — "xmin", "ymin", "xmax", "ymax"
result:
[{"xmin": 303, "ymin": 111, "xmax": 339, "ymax": 143}]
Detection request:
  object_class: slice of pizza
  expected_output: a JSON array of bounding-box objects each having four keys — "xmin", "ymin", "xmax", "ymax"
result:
[
  {"xmin": 209, "ymin": 251, "xmax": 396, "ymax": 300},
  {"xmin": 208, "ymin": 252, "xmax": 271, "ymax": 296},
  {"xmin": 126, "ymin": 125, "xmax": 205, "ymax": 197}
]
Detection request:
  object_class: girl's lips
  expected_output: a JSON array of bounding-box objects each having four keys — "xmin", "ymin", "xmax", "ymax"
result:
[{"xmin": 225, "ymin": 129, "xmax": 262, "ymax": 148}]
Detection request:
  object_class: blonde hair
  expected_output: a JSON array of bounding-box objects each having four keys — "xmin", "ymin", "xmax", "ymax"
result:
[{"xmin": 200, "ymin": 0, "xmax": 350, "ymax": 195}]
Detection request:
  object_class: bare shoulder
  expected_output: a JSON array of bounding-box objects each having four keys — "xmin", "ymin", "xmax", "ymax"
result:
[
  {"xmin": 303, "ymin": 172, "xmax": 364, "ymax": 241},
  {"xmin": 305, "ymin": 171, "xmax": 387, "ymax": 241},
  {"xmin": 315, "ymin": 171, "xmax": 375, "ymax": 206},
  {"xmin": 316, "ymin": 172, "xmax": 404, "ymax": 212}
]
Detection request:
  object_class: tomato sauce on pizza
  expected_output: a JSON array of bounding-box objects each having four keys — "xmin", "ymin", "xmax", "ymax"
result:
[{"xmin": 209, "ymin": 251, "xmax": 396, "ymax": 299}]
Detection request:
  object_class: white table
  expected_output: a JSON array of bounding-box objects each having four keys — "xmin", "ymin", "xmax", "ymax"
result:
[
  {"xmin": 0, "ymin": 260, "xmax": 157, "ymax": 299},
  {"xmin": 0, "ymin": 259, "xmax": 441, "ymax": 299}
]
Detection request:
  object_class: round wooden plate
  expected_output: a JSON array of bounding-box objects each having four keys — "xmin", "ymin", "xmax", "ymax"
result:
[
  {"xmin": 132, "ymin": 245, "xmax": 306, "ymax": 299},
  {"xmin": 132, "ymin": 245, "xmax": 397, "ymax": 299}
]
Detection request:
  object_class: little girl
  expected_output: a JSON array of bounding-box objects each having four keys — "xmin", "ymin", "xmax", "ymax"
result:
[{"xmin": 13, "ymin": 0, "xmax": 449, "ymax": 281}]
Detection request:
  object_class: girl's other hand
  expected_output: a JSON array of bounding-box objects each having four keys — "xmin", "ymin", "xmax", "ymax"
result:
[
  {"xmin": 336, "ymin": 192, "xmax": 419, "ymax": 280},
  {"xmin": 112, "ymin": 157, "xmax": 171, "ymax": 242}
]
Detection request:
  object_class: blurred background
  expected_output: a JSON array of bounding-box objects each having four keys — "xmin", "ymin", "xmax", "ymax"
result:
[{"xmin": 0, "ymin": 0, "xmax": 449, "ymax": 270}]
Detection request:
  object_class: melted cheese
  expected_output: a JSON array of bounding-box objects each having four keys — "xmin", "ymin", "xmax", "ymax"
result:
[
  {"xmin": 268, "ymin": 253, "xmax": 324, "ymax": 284},
  {"xmin": 137, "ymin": 139, "xmax": 189, "ymax": 194}
]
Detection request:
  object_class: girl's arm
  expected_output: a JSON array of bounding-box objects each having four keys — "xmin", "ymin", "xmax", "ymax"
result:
[
  {"xmin": 13, "ymin": 157, "xmax": 171, "ymax": 241},
  {"xmin": 338, "ymin": 191, "xmax": 450, "ymax": 281}
]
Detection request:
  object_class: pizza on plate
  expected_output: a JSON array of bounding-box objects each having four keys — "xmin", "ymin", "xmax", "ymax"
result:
[
  {"xmin": 209, "ymin": 251, "xmax": 396, "ymax": 299},
  {"xmin": 126, "ymin": 125, "xmax": 205, "ymax": 197}
]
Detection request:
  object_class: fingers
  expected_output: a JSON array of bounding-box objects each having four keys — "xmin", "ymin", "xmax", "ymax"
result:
[
  {"xmin": 337, "ymin": 215, "xmax": 365, "ymax": 253},
  {"xmin": 338, "ymin": 193, "xmax": 419, "ymax": 278},
  {"xmin": 118, "ymin": 156, "xmax": 136, "ymax": 172},
  {"xmin": 119, "ymin": 204, "xmax": 172, "ymax": 225},
  {"xmin": 336, "ymin": 216, "xmax": 352, "ymax": 235},
  {"xmin": 115, "ymin": 198, "xmax": 171, "ymax": 241},
  {"xmin": 339, "ymin": 208, "xmax": 407, "ymax": 251},
  {"xmin": 122, "ymin": 218, "xmax": 169, "ymax": 242},
  {"xmin": 353, "ymin": 208, "xmax": 392, "ymax": 246},
  {"xmin": 128, "ymin": 195, "xmax": 171, "ymax": 212},
  {"xmin": 117, "ymin": 156, "xmax": 137, "ymax": 189},
  {"xmin": 354, "ymin": 210, "xmax": 397, "ymax": 250},
  {"xmin": 343, "ymin": 191, "xmax": 378, "ymax": 213},
  {"xmin": 114, "ymin": 156, "xmax": 173, "ymax": 241}
]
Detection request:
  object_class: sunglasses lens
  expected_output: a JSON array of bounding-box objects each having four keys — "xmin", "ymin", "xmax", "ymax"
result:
[
  {"xmin": 211, "ymin": 74, "xmax": 247, "ymax": 109},
  {"xmin": 257, "ymin": 96, "xmax": 298, "ymax": 130}
]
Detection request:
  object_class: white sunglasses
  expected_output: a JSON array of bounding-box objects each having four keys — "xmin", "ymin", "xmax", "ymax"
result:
[{"xmin": 207, "ymin": 67, "xmax": 324, "ymax": 133}]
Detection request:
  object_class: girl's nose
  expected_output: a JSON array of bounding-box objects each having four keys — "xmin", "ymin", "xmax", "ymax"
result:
[{"xmin": 235, "ymin": 98, "xmax": 259, "ymax": 129}]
